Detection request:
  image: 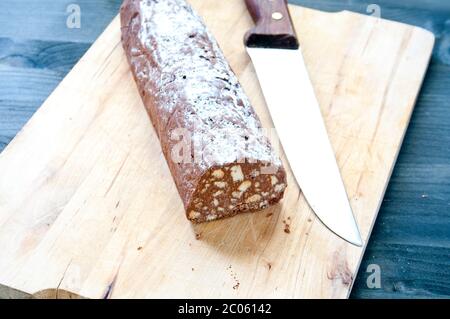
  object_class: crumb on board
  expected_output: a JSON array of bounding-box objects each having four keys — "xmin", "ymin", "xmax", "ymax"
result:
[
  {"xmin": 137, "ymin": 246, "xmax": 143, "ymax": 251},
  {"xmin": 284, "ymin": 225, "xmax": 291, "ymax": 234},
  {"xmin": 282, "ymin": 218, "xmax": 291, "ymax": 234},
  {"xmin": 195, "ymin": 233, "xmax": 201, "ymax": 240},
  {"xmin": 227, "ymin": 265, "xmax": 240, "ymax": 290},
  {"xmin": 266, "ymin": 212, "xmax": 273, "ymax": 218}
]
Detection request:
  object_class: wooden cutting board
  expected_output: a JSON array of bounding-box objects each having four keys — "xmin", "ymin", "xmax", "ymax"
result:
[{"xmin": 0, "ymin": 0, "xmax": 434, "ymax": 299}]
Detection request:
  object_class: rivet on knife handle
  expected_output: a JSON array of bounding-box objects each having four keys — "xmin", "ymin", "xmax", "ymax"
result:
[{"xmin": 244, "ymin": 0, "xmax": 299, "ymax": 49}]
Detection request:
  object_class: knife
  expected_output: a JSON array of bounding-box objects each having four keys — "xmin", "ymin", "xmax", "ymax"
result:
[{"xmin": 244, "ymin": 0, "xmax": 363, "ymax": 246}]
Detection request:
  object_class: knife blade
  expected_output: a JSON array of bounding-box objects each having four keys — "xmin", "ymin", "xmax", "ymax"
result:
[{"xmin": 244, "ymin": 0, "xmax": 363, "ymax": 246}]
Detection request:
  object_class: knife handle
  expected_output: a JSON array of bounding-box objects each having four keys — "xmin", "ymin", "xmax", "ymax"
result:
[{"xmin": 244, "ymin": 0, "xmax": 299, "ymax": 49}]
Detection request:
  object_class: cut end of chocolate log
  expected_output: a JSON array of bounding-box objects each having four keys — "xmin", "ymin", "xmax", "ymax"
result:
[{"xmin": 187, "ymin": 162, "xmax": 286, "ymax": 223}]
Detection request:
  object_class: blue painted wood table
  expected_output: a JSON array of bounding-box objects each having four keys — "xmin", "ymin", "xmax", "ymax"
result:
[{"xmin": 0, "ymin": 0, "xmax": 448, "ymax": 298}]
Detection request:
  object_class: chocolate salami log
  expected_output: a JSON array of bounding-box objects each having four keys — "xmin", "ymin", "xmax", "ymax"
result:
[{"xmin": 120, "ymin": 0, "xmax": 287, "ymax": 222}]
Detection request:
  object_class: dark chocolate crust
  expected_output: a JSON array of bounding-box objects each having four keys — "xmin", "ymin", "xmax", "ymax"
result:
[{"xmin": 120, "ymin": 0, "xmax": 287, "ymax": 222}]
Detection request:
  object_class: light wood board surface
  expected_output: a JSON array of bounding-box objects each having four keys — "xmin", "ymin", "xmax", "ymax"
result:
[{"xmin": 0, "ymin": 0, "xmax": 434, "ymax": 299}]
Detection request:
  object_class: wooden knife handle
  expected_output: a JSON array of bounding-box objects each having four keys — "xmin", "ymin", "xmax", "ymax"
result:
[{"xmin": 244, "ymin": 0, "xmax": 299, "ymax": 49}]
